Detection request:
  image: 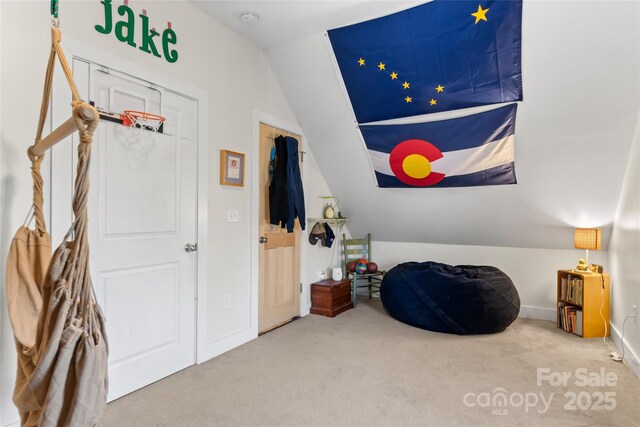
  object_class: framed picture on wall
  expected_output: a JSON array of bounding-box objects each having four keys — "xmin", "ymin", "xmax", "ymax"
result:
[{"xmin": 220, "ymin": 149, "xmax": 245, "ymax": 187}]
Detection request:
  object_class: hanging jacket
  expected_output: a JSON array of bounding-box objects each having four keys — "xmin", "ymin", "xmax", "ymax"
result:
[
  {"xmin": 269, "ymin": 136, "xmax": 289, "ymax": 227},
  {"xmin": 284, "ymin": 136, "xmax": 306, "ymax": 232}
]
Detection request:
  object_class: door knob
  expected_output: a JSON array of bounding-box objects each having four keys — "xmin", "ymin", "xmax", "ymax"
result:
[
  {"xmin": 184, "ymin": 243, "xmax": 198, "ymax": 253},
  {"xmin": 259, "ymin": 236, "xmax": 268, "ymax": 244}
]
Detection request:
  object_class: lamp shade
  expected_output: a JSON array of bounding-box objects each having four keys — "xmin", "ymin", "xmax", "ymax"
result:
[{"xmin": 574, "ymin": 228, "xmax": 602, "ymax": 250}]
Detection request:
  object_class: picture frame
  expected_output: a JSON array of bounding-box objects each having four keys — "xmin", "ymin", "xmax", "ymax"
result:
[{"xmin": 220, "ymin": 149, "xmax": 245, "ymax": 187}]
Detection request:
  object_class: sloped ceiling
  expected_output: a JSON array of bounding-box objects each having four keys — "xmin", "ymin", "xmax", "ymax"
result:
[{"xmin": 197, "ymin": 1, "xmax": 640, "ymax": 250}]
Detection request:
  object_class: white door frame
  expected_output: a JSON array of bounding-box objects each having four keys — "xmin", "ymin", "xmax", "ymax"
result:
[
  {"xmin": 251, "ymin": 110, "xmax": 310, "ymax": 333},
  {"xmin": 54, "ymin": 38, "xmax": 209, "ymax": 364}
]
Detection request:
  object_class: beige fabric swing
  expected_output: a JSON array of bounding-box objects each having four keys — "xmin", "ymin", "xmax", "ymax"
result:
[{"xmin": 5, "ymin": 26, "xmax": 108, "ymax": 427}]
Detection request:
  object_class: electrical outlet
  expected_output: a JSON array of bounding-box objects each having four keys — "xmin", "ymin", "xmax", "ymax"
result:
[
  {"xmin": 319, "ymin": 271, "xmax": 326, "ymax": 280},
  {"xmin": 224, "ymin": 295, "xmax": 231, "ymax": 309},
  {"xmin": 227, "ymin": 209, "xmax": 239, "ymax": 223}
]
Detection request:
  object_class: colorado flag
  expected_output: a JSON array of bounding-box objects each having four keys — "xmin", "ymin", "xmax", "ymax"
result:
[
  {"xmin": 361, "ymin": 104, "xmax": 518, "ymax": 188},
  {"xmin": 328, "ymin": 0, "xmax": 523, "ymax": 123}
]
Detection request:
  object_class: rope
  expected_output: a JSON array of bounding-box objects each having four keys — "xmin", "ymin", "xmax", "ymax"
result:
[
  {"xmin": 27, "ymin": 149, "xmax": 47, "ymax": 235},
  {"xmin": 35, "ymin": 47, "xmax": 56, "ymax": 144},
  {"xmin": 26, "ymin": 27, "xmax": 83, "ymax": 237},
  {"xmin": 51, "ymin": 30, "xmax": 80, "ymax": 101},
  {"xmin": 34, "ymin": 29, "xmax": 80, "ymax": 148},
  {"xmin": 69, "ymin": 101, "xmax": 99, "ymax": 330}
]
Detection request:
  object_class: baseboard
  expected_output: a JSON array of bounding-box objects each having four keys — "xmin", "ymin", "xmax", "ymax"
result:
[
  {"xmin": 197, "ymin": 327, "xmax": 256, "ymax": 364},
  {"xmin": 610, "ymin": 322, "xmax": 640, "ymax": 380},
  {"xmin": 519, "ymin": 305, "xmax": 556, "ymax": 321}
]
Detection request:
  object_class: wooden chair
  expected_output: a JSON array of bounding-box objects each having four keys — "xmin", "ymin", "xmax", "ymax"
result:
[{"xmin": 342, "ymin": 233, "xmax": 385, "ymax": 307}]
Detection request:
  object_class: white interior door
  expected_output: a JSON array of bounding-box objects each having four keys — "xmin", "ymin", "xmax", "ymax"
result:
[{"xmin": 61, "ymin": 62, "xmax": 199, "ymax": 400}]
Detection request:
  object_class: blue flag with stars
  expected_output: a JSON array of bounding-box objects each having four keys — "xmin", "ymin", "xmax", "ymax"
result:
[{"xmin": 328, "ymin": 0, "xmax": 523, "ymax": 123}]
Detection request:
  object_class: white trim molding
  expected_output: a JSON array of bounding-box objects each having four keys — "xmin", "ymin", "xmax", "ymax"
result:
[{"xmin": 518, "ymin": 305, "xmax": 557, "ymax": 322}]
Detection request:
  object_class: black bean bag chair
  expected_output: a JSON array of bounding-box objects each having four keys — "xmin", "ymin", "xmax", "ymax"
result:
[{"xmin": 380, "ymin": 261, "xmax": 520, "ymax": 334}]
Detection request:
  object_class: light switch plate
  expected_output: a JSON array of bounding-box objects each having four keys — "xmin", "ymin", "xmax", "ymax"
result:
[{"xmin": 227, "ymin": 209, "xmax": 239, "ymax": 223}]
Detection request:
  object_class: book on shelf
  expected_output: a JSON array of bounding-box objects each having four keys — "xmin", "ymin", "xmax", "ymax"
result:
[
  {"xmin": 576, "ymin": 310, "xmax": 583, "ymax": 336},
  {"xmin": 560, "ymin": 275, "xmax": 583, "ymax": 305},
  {"xmin": 557, "ymin": 302, "xmax": 583, "ymax": 335}
]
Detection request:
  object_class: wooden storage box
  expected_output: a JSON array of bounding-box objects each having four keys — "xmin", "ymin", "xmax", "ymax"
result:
[{"xmin": 310, "ymin": 279, "xmax": 353, "ymax": 318}]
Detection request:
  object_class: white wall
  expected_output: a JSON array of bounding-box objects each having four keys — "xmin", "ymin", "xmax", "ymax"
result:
[
  {"xmin": 0, "ymin": 2, "xmax": 331, "ymax": 425},
  {"xmin": 371, "ymin": 241, "xmax": 608, "ymax": 320},
  {"xmin": 608, "ymin": 112, "xmax": 640, "ymax": 377},
  {"xmin": 304, "ymin": 147, "xmax": 351, "ymax": 285}
]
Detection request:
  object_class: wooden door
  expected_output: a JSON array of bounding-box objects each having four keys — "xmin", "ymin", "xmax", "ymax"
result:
[
  {"xmin": 76, "ymin": 62, "xmax": 197, "ymax": 400},
  {"xmin": 258, "ymin": 123, "xmax": 302, "ymax": 333}
]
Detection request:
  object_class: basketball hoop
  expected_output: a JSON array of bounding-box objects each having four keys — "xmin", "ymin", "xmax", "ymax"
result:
[
  {"xmin": 123, "ymin": 110, "xmax": 166, "ymax": 132},
  {"xmin": 89, "ymin": 103, "xmax": 168, "ymax": 151}
]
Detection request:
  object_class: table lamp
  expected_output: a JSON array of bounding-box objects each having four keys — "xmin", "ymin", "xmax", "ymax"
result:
[{"xmin": 574, "ymin": 227, "xmax": 601, "ymax": 266}]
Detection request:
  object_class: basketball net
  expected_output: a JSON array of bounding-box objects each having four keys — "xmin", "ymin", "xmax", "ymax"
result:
[{"xmin": 123, "ymin": 110, "xmax": 166, "ymax": 145}]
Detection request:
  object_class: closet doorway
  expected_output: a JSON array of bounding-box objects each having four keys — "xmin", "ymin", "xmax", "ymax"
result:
[
  {"xmin": 258, "ymin": 123, "xmax": 303, "ymax": 333},
  {"xmin": 50, "ymin": 58, "xmax": 200, "ymax": 401}
]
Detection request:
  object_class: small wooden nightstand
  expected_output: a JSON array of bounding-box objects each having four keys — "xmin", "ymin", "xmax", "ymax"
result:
[{"xmin": 310, "ymin": 279, "xmax": 353, "ymax": 318}]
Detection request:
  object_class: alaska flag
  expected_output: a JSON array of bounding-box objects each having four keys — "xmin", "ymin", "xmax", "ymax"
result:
[
  {"xmin": 361, "ymin": 104, "xmax": 518, "ymax": 188},
  {"xmin": 328, "ymin": 0, "xmax": 522, "ymax": 123}
]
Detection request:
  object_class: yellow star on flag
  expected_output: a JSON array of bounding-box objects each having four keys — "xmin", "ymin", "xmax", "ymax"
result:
[
  {"xmin": 405, "ymin": 96, "xmax": 412, "ymax": 103},
  {"xmin": 402, "ymin": 81, "xmax": 410, "ymax": 89},
  {"xmin": 358, "ymin": 58, "xmax": 365, "ymax": 66},
  {"xmin": 471, "ymin": 5, "xmax": 489, "ymax": 24},
  {"xmin": 390, "ymin": 72, "xmax": 398, "ymax": 80},
  {"xmin": 378, "ymin": 62, "xmax": 386, "ymax": 71},
  {"xmin": 436, "ymin": 85, "xmax": 444, "ymax": 93},
  {"xmin": 429, "ymin": 99, "xmax": 437, "ymax": 106}
]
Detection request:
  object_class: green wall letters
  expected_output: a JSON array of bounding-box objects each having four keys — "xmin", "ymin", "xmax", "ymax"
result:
[{"xmin": 95, "ymin": 0, "xmax": 178, "ymax": 64}]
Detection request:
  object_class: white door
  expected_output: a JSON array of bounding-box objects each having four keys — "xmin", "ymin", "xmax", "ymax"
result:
[{"xmin": 64, "ymin": 62, "xmax": 198, "ymax": 400}]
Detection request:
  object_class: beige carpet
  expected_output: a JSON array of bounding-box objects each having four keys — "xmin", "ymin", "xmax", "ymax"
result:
[{"xmin": 101, "ymin": 302, "xmax": 640, "ymax": 426}]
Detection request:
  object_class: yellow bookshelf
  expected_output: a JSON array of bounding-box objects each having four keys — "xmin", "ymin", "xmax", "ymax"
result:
[{"xmin": 557, "ymin": 270, "xmax": 609, "ymax": 338}]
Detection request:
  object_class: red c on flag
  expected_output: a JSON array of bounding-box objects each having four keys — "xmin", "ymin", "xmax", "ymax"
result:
[{"xmin": 389, "ymin": 139, "xmax": 445, "ymax": 186}]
